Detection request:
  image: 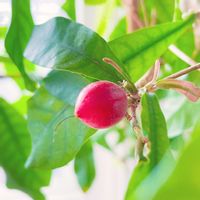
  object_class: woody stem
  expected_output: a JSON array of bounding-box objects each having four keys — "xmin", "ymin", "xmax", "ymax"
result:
[{"xmin": 165, "ymin": 63, "xmax": 200, "ymax": 79}]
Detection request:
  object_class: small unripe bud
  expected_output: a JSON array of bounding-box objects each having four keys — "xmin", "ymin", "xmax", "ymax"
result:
[{"xmin": 75, "ymin": 81, "xmax": 128, "ymax": 129}]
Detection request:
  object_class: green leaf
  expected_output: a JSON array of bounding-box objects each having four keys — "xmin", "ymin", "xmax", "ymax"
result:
[
  {"xmin": 162, "ymin": 28, "xmax": 195, "ymax": 76},
  {"xmin": 62, "ymin": 0, "xmax": 76, "ymax": 21},
  {"xmin": 26, "ymin": 71, "xmax": 95, "ymax": 169},
  {"xmin": 127, "ymin": 151, "xmax": 175, "ymax": 200},
  {"xmin": 109, "ymin": 15, "xmax": 194, "ymax": 81},
  {"xmin": 91, "ymin": 130, "xmax": 111, "ymax": 150},
  {"xmin": 153, "ymin": 124, "xmax": 200, "ymax": 200},
  {"xmin": 173, "ymin": 0, "xmax": 182, "ymax": 21},
  {"xmin": 74, "ymin": 140, "xmax": 95, "ymax": 192},
  {"xmin": 0, "ymin": 27, "xmax": 7, "ymax": 38},
  {"xmin": 96, "ymin": 0, "xmax": 116, "ymax": 36},
  {"xmin": 84, "ymin": 0, "xmax": 106, "ymax": 5},
  {"xmin": 141, "ymin": 93, "xmax": 170, "ymax": 166},
  {"xmin": 144, "ymin": 0, "xmax": 175, "ymax": 23},
  {"xmin": 125, "ymin": 161, "xmax": 150, "ymax": 200},
  {"xmin": 12, "ymin": 95, "xmax": 30, "ymax": 115},
  {"xmin": 5, "ymin": 0, "xmax": 35, "ymax": 91},
  {"xmin": 24, "ymin": 17, "xmax": 127, "ymax": 83},
  {"xmin": 170, "ymin": 135, "xmax": 185, "ymax": 152},
  {"xmin": 109, "ymin": 17, "xmax": 127, "ymax": 41},
  {"xmin": 166, "ymin": 95, "xmax": 200, "ymax": 136},
  {"xmin": 125, "ymin": 93, "xmax": 171, "ymax": 200},
  {"xmin": 0, "ymin": 98, "xmax": 51, "ymax": 200},
  {"xmin": 0, "ymin": 56, "xmax": 25, "ymax": 89},
  {"xmin": 43, "ymin": 70, "xmax": 89, "ymax": 106}
]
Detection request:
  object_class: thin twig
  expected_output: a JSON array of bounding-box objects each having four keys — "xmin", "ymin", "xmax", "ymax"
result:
[{"xmin": 165, "ymin": 63, "xmax": 200, "ymax": 79}]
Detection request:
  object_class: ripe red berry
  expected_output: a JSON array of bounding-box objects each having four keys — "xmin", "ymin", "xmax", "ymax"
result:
[{"xmin": 74, "ymin": 81, "xmax": 128, "ymax": 129}]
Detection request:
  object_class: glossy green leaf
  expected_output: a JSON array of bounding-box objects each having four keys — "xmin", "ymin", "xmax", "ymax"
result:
[
  {"xmin": 24, "ymin": 17, "xmax": 127, "ymax": 83},
  {"xmin": 109, "ymin": 15, "xmax": 194, "ymax": 81},
  {"xmin": 0, "ymin": 98, "xmax": 51, "ymax": 200},
  {"xmin": 43, "ymin": 70, "xmax": 89, "ymax": 106},
  {"xmin": 153, "ymin": 124, "xmax": 200, "ymax": 200},
  {"xmin": 141, "ymin": 93, "xmax": 170, "ymax": 166},
  {"xmin": 62, "ymin": 0, "xmax": 76, "ymax": 20},
  {"xmin": 26, "ymin": 71, "xmax": 95, "ymax": 169},
  {"xmin": 74, "ymin": 140, "xmax": 95, "ymax": 192},
  {"xmin": 125, "ymin": 161, "xmax": 150, "ymax": 200},
  {"xmin": 5, "ymin": 0, "xmax": 35, "ymax": 91},
  {"xmin": 170, "ymin": 135, "xmax": 185, "ymax": 152},
  {"xmin": 109, "ymin": 17, "xmax": 127, "ymax": 41},
  {"xmin": 125, "ymin": 93, "xmax": 170, "ymax": 200}
]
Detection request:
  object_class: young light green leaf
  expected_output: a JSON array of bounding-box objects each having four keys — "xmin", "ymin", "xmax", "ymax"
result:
[
  {"xmin": 0, "ymin": 98, "xmax": 51, "ymax": 200},
  {"xmin": 96, "ymin": 0, "xmax": 116, "ymax": 36},
  {"xmin": 24, "ymin": 17, "xmax": 127, "ymax": 83},
  {"xmin": 153, "ymin": 124, "xmax": 200, "ymax": 200},
  {"xmin": 5, "ymin": 0, "xmax": 35, "ymax": 91},
  {"xmin": 109, "ymin": 17, "xmax": 127, "ymax": 41},
  {"xmin": 43, "ymin": 70, "xmax": 89, "ymax": 106},
  {"xmin": 84, "ymin": 0, "xmax": 106, "ymax": 5},
  {"xmin": 144, "ymin": 0, "xmax": 175, "ymax": 23},
  {"xmin": 26, "ymin": 71, "xmax": 95, "ymax": 169},
  {"xmin": 109, "ymin": 15, "xmax": 195, "ymax": 81},
  {"xmin": 62, "ymin": 0, "xmax": 76, "ymax": 20},
  {"xmin": 162, "ymin": 28, "xmax": 195, "ymax": 76},
  {"xmin": 74, "ymin": 140, "xmax": 95, "ymax": 192},
  {"xmin": 125, "ymin": 93, "xmax": 171, "ymax": 200},
  {"xmin": 0, "ymin": 27, "xmax": 7, "ymax": 38}
]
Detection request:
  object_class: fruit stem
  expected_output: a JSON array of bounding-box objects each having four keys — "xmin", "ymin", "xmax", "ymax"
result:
[
  {"xmin": 127, "ymin": 100, "xmax": 148, "ymax": 161},
  {"xmin": 103, "ymin": 57, "xmax": 137, "ymax": 91},
  {"xmin": 131, "ymin": 118, "xmax": 148, "ymax": 161},
  {"xmin": 165, "ymin": 62, "xmax": 200, "ymax": 79}
]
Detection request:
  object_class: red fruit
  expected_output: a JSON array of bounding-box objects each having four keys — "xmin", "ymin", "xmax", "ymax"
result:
[{"xmin": 74, "ymin": 81, "xmax": 128, "ymax": 129}]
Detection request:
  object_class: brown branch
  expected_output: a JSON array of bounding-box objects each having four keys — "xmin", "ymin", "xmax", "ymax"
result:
[
  {"xmin": 165, "ymin": 63, "xmax": 200, "ymax": 79},
  {"xmin": 122, "ymin": 0, "xmax": 143, "ymax": 32}
]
